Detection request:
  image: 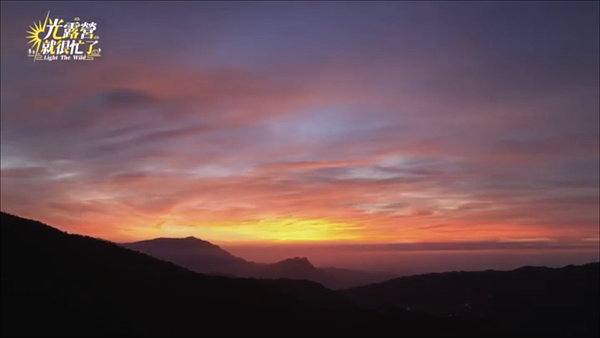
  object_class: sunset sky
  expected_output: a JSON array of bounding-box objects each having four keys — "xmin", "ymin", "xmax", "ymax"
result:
[{"xmin": 1, "ymin": 1, "xmax": 598, "ymax": 272}]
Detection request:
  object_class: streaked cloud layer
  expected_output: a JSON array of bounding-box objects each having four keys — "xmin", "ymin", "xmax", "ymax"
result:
[{"xmin": 1, "ymin": 1, "xmax": 598, "ymax": 258}]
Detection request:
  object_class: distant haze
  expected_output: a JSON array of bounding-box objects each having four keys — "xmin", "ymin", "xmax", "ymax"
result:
[{"xmin": 223, "ymin": 242, "xmax": 599, "ymax": 275}]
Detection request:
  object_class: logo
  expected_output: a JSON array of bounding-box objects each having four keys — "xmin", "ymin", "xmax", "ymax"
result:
[{"xmin": 27, "ymin": 11, "xmax": 101, "ymax": 62}]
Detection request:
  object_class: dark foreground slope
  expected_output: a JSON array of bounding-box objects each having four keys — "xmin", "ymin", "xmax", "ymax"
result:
[
  {"xmin": 344, "ymin": 263, "xmax": 600, "ymax": 337},
  {"xmin": 0, "ymin": 212, "xmax": 500, "ymax": 337}
]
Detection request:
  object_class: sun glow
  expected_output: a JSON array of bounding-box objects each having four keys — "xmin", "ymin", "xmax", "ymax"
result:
[
  {"xmin": 221, "ymin": 217, "xmax": 365, "ymax": 242},
  {"xmin": 124, "ymin": 217, "xmax": 366, "ymax": 243}
]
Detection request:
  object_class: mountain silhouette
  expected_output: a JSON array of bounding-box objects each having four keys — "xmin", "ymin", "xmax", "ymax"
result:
[
  {"xmin": 344, "ymin": 263, "xmax": 600, "ymax": 337},
  {"xmin": 272, "ymin": 257, "xmax": 314, "ymax": 270},
  {"xmin": 1, "ymin": 211, "xmax": 504, "ymax": 337},
  {"xmin": 2, "ymin": 211, "xmax": 597, "ymax": 337},
  {"xmin": 122, "ymin": 237, "xmax": 393, "ymax": 289},
  {"xmin": 123, "ymin": 236, "xmax": 248, "ymax": 274}
]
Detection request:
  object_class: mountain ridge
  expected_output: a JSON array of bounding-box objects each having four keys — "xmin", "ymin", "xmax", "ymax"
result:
[
  {"xmin": 122, "ymin": 236, "xmax": 394, "ymax": 289},
  {"xmin": 343, "ymin": 261, "xmax": 600, "ymax": 337},
  {"xmin": 0, "ymin": 211, "xmax": 504, "ymax": 337},
  {"xmin": 2, "ymin": 211, "xmax": 598, "ymax": 336}
]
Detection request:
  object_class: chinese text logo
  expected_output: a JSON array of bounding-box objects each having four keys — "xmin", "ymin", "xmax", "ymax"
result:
[{"xmin": 27, "ymin": 11, "xmax": 101, "ymax": 62}]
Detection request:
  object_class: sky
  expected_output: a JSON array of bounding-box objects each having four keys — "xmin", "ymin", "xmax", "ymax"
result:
[{"xmin": 1, "ymin": 1, "xmax": 598, "ymax": 272}]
